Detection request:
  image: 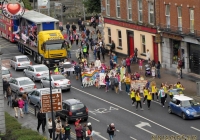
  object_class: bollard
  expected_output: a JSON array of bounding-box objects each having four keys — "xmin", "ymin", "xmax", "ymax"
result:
[{"xmin": 34, "ymin": 105, "xmax": 37, "ymax": 116}]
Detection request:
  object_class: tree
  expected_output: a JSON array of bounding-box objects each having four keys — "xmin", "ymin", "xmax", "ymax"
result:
[
  {"xmin": 22, "ymin": 0, "xmax": 33, "ymax": 10},
  {"xmin": 83, "ymin": 0, "xmax": 101, "ymax": 13}
]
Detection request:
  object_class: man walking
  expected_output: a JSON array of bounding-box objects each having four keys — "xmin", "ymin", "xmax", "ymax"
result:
[
  {"xmin": 107, "ymin": 123, "xmax": 116, "ymax": 140},
  {"xmin": 66, "ymin": 22, "xmax": 70, "ymax": 35},
  {"xmin": 3, "ymin": 78, "xmax": 9, "ymax": 98},
  {"xmin": 64, "ymin": 121, "xmax": 71, "ymax": 140},
  {"xmin": 37, "ymin": 109, "xmax": 46, "ymax": 133}
]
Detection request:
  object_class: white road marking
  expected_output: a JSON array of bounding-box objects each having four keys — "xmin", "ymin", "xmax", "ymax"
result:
[
  {"xmin": 89, "ymin": 116, "xmax": 100, "ymax": 122},
  {"xmin": 135, "ymin": 121, "xmax": 155, "ymax": 135},
  {"xmin": 72, "ymin": 86, "xmax": 180, "ymax": 135},
  {"xmin": 116, "ymin": 129, "xmax": 120, "ymax": 132},
  {"xmin": 130, "ymin": 136, "xmax": 137, "ymax": 140},
  {"xmin": 191, "ymin": 126, "xmax": 200, "ymax": 132},
  {"xmin": 94, "ymin": 131, "xmax": 108, "ymax": 140}
]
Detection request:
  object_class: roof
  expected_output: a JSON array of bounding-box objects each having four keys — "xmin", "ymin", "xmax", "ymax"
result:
[
  {"xmin": 173, "ymin": 95, "xmax": 193, "ymax": 101},
  {"xmin": 37, "ymin": 88, "xmax": 50, "ymax": 93},
  {"xmin": 2, "ymin": 67, "xmax": 8, "ymax": 70},
  {"xmin": 15, "ymin": 55, "xmax": 29, "ymax": 58},
  {"xmin": 63, "ymin": 99, "xmax": 82, "ymax": 105},
  {"xmin": 15, "ymin": 77, "xmax": 32, "ymax": 80},
  {"xmin": 32, "ymin": 64, "xmax": 47, "ymax": 68},
  {"xmin": 22, "ymin": 10, "xmax": 59, "ymax": 24}
]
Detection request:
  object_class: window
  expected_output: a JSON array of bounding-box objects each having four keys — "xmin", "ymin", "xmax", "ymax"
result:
[
  {"xmin": 116, "ymin": 0, "xmax": 121, "ymax": 18},
  {"xmin": 127, "ymin": 0, "xmax": 132, "ymax": 20},
  {"xmin": 165, "ymin": 5, "xmax": 170, "ymax": 28},
  {"xmin": 177, "ymin": 7, "xmax": 182, "ymax": 31},
  {"xmin": 106, "ymin": 0, "xmax": 110, "ymax": 16},
  {"xmin": 190, "ymin": 9, "xmax": 194, "ymax": 33},
  {"xmin": 148, "ymin": 2, "xmax": 154, "ymax": 25},
  {"xmin": 138, "ymin": 0, "xmax": 143, "ymax": 22},
  {"xmin": 108, "ymin": 28, "xmax": 111, "ymax": 44},
  {"xmin": 118, "ymin": 30, "xmax": 122, "ymax": 47},
  {"xmin": 141, "ymin": 35, "xmax": 146, "ymax": 53}
]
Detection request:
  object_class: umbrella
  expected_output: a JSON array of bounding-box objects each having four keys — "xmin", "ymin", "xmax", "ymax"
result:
[{"xmin": 62, "ymin": 62, "xmax": 73, "ymax": 68}]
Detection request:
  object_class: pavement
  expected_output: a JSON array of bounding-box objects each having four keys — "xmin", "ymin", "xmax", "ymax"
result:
[{"xmin": 1, "ymin": 24, "xmax": 200, "ymax": 140}]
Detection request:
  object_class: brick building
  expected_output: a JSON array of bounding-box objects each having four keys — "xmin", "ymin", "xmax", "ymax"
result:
[
  {"xmin": 101, "ymin": 0, "xmax": 160, "ymax": 62},
  {"xmin": 158, "ymin": 0, "xmax": 200, "ymax": 74}
]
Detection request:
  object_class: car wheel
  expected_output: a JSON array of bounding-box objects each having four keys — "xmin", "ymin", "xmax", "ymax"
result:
[
  {"xmin": 32, "ymin": 76, "xmax": 36, "ymax": 82},
  {"xmin": 182, "ymin": 113, "xmax": 186, "ymax": 120},
  {"xmin": 41, "ymin": 82, "xmax": 44, "ymax": 88},
  {"xmin": 168, "ymin": 107, "xmax": 172, "ymax": 114},
  {"xmin": 37, "ymin": 102, "xmax": 41, "ymax": 109}
]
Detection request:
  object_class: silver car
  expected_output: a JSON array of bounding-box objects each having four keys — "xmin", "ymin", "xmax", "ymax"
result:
[
  {"xmin": 2, "ymin": 67, "xmax": 12, "ymax": 81},
  {"xmin": 23, "ymin": 64, "xmax": 49, "ymax": 82},
  {"xmin": 10, "ymin": 55, "xmax": 32, "ymax": 71},
  {"xmin": 9, "ymin": 77, "xmax": 37, "ymax": 96},
  {"xmin": 41, "ymin": 74, "xmax": 71, "ymax": 90}
]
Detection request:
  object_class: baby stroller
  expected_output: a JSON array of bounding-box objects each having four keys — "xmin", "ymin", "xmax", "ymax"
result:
[{"xmin": 145, "ymin": 64, "xmax": 151, "ymax": 77}]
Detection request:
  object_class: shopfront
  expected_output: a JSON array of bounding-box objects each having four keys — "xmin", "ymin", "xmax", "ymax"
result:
[{"xmin": 189, "ymin": 43, "xmax": 200, "ymax": 74}]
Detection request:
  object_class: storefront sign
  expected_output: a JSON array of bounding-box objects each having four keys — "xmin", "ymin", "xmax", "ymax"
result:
[
  {"xmin": 162, "ymin": 33, "xmax": 182, "ymax": 41},
  {"xmin": 155, "ymin": 34, "xmax": 162, "ymax": 43},
  {"xmin": 104, "ymin": 18, "xmax": 157, "ymax": 34}
]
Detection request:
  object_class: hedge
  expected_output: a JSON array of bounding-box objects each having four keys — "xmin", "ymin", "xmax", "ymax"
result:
[{"xmin": 0, "ymin": 112, "xmax": 47, "ymax": 140}]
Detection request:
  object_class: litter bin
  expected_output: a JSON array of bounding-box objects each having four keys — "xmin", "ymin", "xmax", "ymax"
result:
[
  {"xmin": 196, "ymin": 82, "xmax": 200, "ymax": 96},
  {"xmin": 162, "ymin": 63, "xmax": 166, "ymax": 69}
]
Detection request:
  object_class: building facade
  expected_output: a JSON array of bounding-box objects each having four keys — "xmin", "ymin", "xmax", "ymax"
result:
[
  {"xmin": 158, "ymin": 0, "xmax": 200, "ymax": 74},
  {"xmin": 102, "ymin": 0, "xmax": 161, "ymax": 62}
]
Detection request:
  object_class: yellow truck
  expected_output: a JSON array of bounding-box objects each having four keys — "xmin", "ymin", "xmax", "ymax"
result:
[{"xmin": 14, "ymin": 10, "xmax": 67, "ymax": 65}]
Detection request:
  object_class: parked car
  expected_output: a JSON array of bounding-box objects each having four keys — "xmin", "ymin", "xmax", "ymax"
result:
[
  {"xmin": 23, "ymin": 64, "xmax": 49, "ymax": 82},
  {"xmin": 41, "ymin": 74, "xmax": 71, "ymax": 90},
  {"xmin": 10, "ymin": 55, "xmax": 32, "ymax": 71},
  {"xmin": 2, "ymin": 66, "xmax": 12, "ymax": 81},
  {"xmin": 55, "ymin": 99, "xmax": 88, "ymax": 122},
  {"xmin": 168, "ymin": 95, "xmax": 200, "ymax": 120},
  {"xmin": 9, "ymin": 77, "xmax": 36, "ymax": 96}
]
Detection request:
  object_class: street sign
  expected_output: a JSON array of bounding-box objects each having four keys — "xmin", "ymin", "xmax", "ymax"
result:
[{"xmin": 41, "ymin": 89, "xmax": 62, "ymax": 113}]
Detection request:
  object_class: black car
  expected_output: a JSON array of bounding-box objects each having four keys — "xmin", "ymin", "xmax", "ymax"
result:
[{"xmin": 55, "ymin": 99, "xmax": 88, "ymax": 122}]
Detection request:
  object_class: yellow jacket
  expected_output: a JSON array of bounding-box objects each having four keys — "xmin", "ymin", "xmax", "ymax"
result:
[
  {"xmin": 143, "ymin": 89, "xmax": 148, "ymax": 96},
  {"xmin": 151, "ymin": 86, "xmax": 157, "ymax": 93},
  {"xmin": 147, "ymin": 93, "xmax": 152, "ymax": 100},
  {"xmin": 130, "ymin": 91, "xmax": 135, "ymax": 98},
  {"xmin": 135, "ymin": 95, "xmax": 141, "ymax": 101}
]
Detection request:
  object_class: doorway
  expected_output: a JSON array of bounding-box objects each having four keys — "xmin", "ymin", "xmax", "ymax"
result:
[
  {"xmin": 189, "ymin": 44, "xmax": 200, "ymax": 74},
  {"xmin": 153, "ymin": 36, "xmax": 159, "ymax": 62},
  {"xmin": 127, "ymin": 31, "xmax": 134, "ymax": 56}
]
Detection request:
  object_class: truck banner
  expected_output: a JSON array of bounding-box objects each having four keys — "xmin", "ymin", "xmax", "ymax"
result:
[{"xmin": 131, "ymin": 80, "xmax": 148, "ymax": 93}]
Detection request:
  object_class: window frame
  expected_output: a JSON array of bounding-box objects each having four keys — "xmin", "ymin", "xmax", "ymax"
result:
[
  {"xmin": 165, "ymin": 4, "xmax": 170, "ymax": 28},
  {"xmin": 190, "ymin": 9, "xmax": 194, "ymax": 33},
  {"xmin": 177, "ymin": 7, "xmax": 182, "ymax": 31},
  {"xmin": 116, "ymin": 0, "xmax": 121, "ymax": 18},
  {"xmin": 127, "ymin": 0, "xmax": 132, "ymax": 20},
  {"xmin": 117, "ymin": 30, "xmax": 122, "ymax": 47},
  {"xmin": 148, "ymin": 2, "xmax": 154, "ymax": 25},
  {"xmin": 106, "ymin": 0, "xmax": 110, "ymax": 16},
  {"xmin": 138, "ymin": 0, "xmax": 143, "ymax": 23},
  {"xmin": 108, "ymin": 28, "xmax": 112, "ymax": 44},
  {"xmin": 141, "ymin": 35, "xmax": 146, "ymax": 53}
]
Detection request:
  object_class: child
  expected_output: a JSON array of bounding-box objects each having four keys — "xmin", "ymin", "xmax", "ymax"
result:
[
  {"xmin": 143, "ymin": 87, "xmax": 148, "ymax": 104},
  {"xmin": 130, "ymin": 89, "xmax": 136, "ymax": 106},
  {"xmin": 151, "ymin": 66, "xmax": 156, "ymax": 78},
  {"xmin": 138, "ymin": 59, "xmax": 144, "ymax": 73}
]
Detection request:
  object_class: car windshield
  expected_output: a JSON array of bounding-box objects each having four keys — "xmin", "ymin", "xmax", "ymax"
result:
[
  {"xmin": 52, "ymin": 75, "xmax": 66, "ymax": 81},
  {"xmin": 182, "ymin": 100, "xmax": 199, "ymax": 107},
  {"xmin": 35, "ymin": 66, "xmax": 48, "ymax": 72},
  {"xmin": 170, "ymin": 89, "xmax": 183, "ymax": 95},
  {"xmin": 46, "ymin": 43, "xmax": 64, "ymax": 50},
  {"xmin": 71, "ymin": 104, "xmax": 84, "ymax": 111},
  {"xmin": 18, "ymin": 57, "xmax": 29, "ymax": 62},
  {"xmin": 2, "ymin": 70, "xmax": 10, "ymax": 75},
  {"xmin": 19, "ymin": 79, "xmax": 33, "ymax": 86}
]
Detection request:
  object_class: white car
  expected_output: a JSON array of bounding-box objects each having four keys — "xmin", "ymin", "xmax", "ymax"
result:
[
  {"xmin": 2, "ymin": 66, "xmax": 12, "ymax": 81},
  {"xmin": 23, "ymin": 64, "xmax": 49, "ymax": 82},
  {"xmin": 10, "ymin": 55, "xmax": 32, "ymax": 71}
]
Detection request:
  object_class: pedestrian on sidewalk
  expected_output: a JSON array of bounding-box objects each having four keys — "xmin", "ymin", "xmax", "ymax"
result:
[
  {"xmin": 134, "ymin": 48, "xmax": 138, "ymax": 63},
  {"xmin": 126, "ymin": 56, "xmax": 131, "ymax": 73},
  {"xmin": 142, "ymin": 87, "xmax": 148, "ymax": 104},
  {"xmin": 130, "ymin": 89, "xmax": 136, "ymax": 106},
  {"xmin": 66, "ymin": 22, "xmax": 70, "ymax": 35},
  {"xmin": 147, "ymin": 90, "xmax": 152, "ymax": 110},
  {"xmin": 3, "ymin": 78, "xmax": 9, "ymax": 98},
  {"xmin": 71, "ymin": 22, "xmax": 77, "ymax": 34},
  {"xmin": 55, "ymin": 120, "xmax": 62, "ymax": 140},
  {"xmin": 6, "ymin": 86, "xmax": 12, "ymax": 107},
  {"xmin": 136, "ymin": 90, "xmax": 143, "ymax": 110},
  {"xmin": 69, "ymin": 34, "xmax": 74, "ymax": 45},
  {"xmin": 37, "ymin": 109, "xmax": 46, "ymax": 133},
  {"xmin": 48, "ymin": 118, "xmax": 53, "ymax": 140},
  {"xmin": 156, "ymin": 61, "xmax": 161, "ymax": 78},
  {"xmin": 105, "ymin": 73, "xmax": 110, "ymax": 92},
  {"xmin": 22, "ymin": 92, "xmax": 29, "ymax": 114},
  {"xmin": 12, "ymin": 97, "xmax": 19, "ymax": 118},
  {"xmin": 146, "ymin": 49, "xmax": 151, "ymax": 63},
  {"xmin": 138, "ymin": 59, "xmax": 144, "ymax": 74},
  {"xmin": 178, "ymin": 58, "xmax": 183, "ymax": 78},
  {"xmin": 109, "ymin": 40, "xmax": 115, "ymax": 55},
  {"xmin": 18, "ymin": 98, "xmax": 24, "ymax": 118},
  {"xmin": 158, "ymin": 86, "xmax": 165, "ymax": 107},
  {"xmin": 176, "ymin": 66, "xmax": 181, "ymax": 79},
  {"xmin": 64, "ymin": 121, "xmax": 71, "ymax": 140},
  {"xmin": 107, "ymin": 123, "xmax": 116, "ymax": 140},
  {"xmin": 78, "ymin": 18, "xmax": 82, "ymax": 31}
]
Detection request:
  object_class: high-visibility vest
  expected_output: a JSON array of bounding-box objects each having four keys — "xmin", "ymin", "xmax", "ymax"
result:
[
  {"xmin": 147, "ymin": 93, "xmax": 152, "ymax": 100},
  {"xmin": 54, "ymin": 67, "xmax": 59, "ymax": 73},
  {"xmin": 83, "ymin": 46, "xmax": 87, "ymax": 52},
  {"xmin": 176, "ymin": 84, "xmax": 181, "ymax": 88},
  {"xmin": 151, "ymin": 86, "xmax": 157, "ymax": 93}
]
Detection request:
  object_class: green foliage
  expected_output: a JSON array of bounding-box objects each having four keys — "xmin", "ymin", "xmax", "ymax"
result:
[
  {"xmin": 22, "ymin": 0, "xmax": 32, "ymax": 10},
  {"xmin": 0, "ymin": 112, "xmax": 46, "ymax": 140},
  {"xmin": 83, "ymin": 0, "xmax": 101, "ymax": 13}
]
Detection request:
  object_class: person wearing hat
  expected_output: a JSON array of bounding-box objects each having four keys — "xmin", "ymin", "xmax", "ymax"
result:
[{"xmin": 107, "ymin": 123, "xmax": 116, "ymax": 140}]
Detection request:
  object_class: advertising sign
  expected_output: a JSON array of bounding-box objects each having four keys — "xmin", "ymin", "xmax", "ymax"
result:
[{"xmin": 38, "ymin": 0, "xmax": 50, "ymax": 9}]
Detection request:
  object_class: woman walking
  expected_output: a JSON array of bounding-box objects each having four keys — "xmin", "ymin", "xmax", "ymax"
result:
[
  {"xmin": 142, "ymin": 87, "xmax": 148, "ymax": 104},
  {"xmin": 6, "ymin": 86, "xmax": 12, "ymax": 107},
  {"xmin": 151, "ymin": 82, "xmax": 158, "ymax": 101},
  {"xmin": 22, "ymin": 92, "xmax": 29, "ymax": 114},
  {"xmin": 124, "ymin": 75, "xmax": 131, "ymax": 95},
  {"xmin": 105, "ymin": 74, "xmax": 110, "ymax": 92},
  {"xmin": 135, "ymin": 90, "xmax": 143, "ymax": 110},
  {"xmin": 48, "ymin": 118, "xmax": 53, "ymax": 140},
  {"xmin": 55, "ymin": 119, "xmax": 62, "ymax": 140},
  {"xmin": 18, "ymin": 98, "xmax": 24, "ymax": 118},
  {"xmin": 147, "ymin": 90, "xmax": 153, "ymax": 110},
  {"xmin": 158, "ymin": 86, "xmax": 165, "ymax": 107},
  {"xmin": 130, "ymin": 89, "xmax": 136, "ymax": 106},
  {"xmin": 12, "ymin": 97, "xmax": 19, "ymax": 118}
]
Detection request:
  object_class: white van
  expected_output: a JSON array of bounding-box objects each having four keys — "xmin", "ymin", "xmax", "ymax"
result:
[{"xmin": 2, "ymin": 67, "xmax": 12, "ymax": 81}]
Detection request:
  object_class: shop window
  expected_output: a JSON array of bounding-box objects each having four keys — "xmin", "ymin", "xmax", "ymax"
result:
[
  {"xmin": 127, "ymin": 0, "xmax": 132, "ymax": 20},
  {"xmin": 165, "ymin": 5, "xmax": 170, "ymax": 28},
  {"xmin": 118, "ymin": 30, "xmax": 122, "ymax": 47},
  {"xmin": 106, "ymin": 0, "xmax": 110, "ymax": 16},
  {"xmin": 138, "ymin": 0, "xmax": 143, "ymax": 23},
  {"xmin": 172, "ymin": 40, "xmax": 181, "ymax": 64},
  {"xmin": 116, "ymin": 0, "xmax": 121, "ymax": 18},
  {"xmin": 141, "ymin": 35, "xmax": 146, "ymax": 53},
  {"xmin": 108, "ymin": 28, "xmax": 111, "ymax": 44}
]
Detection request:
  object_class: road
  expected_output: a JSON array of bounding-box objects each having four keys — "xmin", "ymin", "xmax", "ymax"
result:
[{"xmin": 1, "ymin": 36, "xmax": 200, "ymax": 140}]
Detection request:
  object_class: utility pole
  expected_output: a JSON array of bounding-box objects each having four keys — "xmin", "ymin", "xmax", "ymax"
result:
[
  {"xmin": 61, "ymin": 3, "xmax": 63, "ymax": 24},
  {"xmin": 83, "ymin": 0, "xmax": 85, "ymax": 21}
]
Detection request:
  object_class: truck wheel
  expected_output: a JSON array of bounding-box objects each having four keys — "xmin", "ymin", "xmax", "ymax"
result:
[{"xmin": 33, "ymin": 54, "xmax": 37, "ymax": 63}]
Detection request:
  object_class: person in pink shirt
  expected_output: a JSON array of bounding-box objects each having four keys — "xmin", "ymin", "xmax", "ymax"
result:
[
  {"xmin": 138, "ymin": 59, "xmax": 145, "ymax": 73},
  {"xmin": 126, "ymin": 56, "xmax": 131, "ymax": 73},
  {"xmin": 18, "ymin": 98, "xmax": 24, "ymax": 118}
]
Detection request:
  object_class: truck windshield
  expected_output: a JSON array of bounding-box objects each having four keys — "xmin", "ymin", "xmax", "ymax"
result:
[{"xmin": 46, "ymin": 43, "xmax": 64, "ymax": 50}]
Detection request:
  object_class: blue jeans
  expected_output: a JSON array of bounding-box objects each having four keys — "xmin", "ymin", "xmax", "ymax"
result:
[
  {"xmin": 64, "ymin": 134, "xmax": 71, "ymax": 140},
  {"xmin": 109, "ymin": 135, "xmax": 114, "ymax": 140},
  {"xmin": 23, "ymin": 102, "xmax": 28, "ymax": 114},
  {"xmin": 126, "ymin": 84, "xmax": 130, "ymax": 93},
  {"xmin": 157, "ymin": 69, "xmax": 160, "ymax": 78},
  {"xmin": 7, "ymin": 95, "xmax": 12, "ymax": 107},
  {"xmin": 66, "ymin": 29, "xmax": 70, "ymax": 35},
  {"xmin": 127, "ymin": 65, "xmax": 131, "ymax": 73},
  {"xmin": 106, "ymin": 82, "xmax": 109, "ymax": 90},
  {"xmin": 67, "ymin": 50, "xmax": 71, "ymax": 58}
]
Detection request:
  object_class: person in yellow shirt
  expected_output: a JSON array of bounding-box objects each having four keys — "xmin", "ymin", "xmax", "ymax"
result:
[
  {"xmin": 179, "ymin": 84, "xmax": 185, "ymax": 94},
  {"xmin": 174, "ymin": 81, "xmax": 181, "ymax": 89},
  {"xmin": 163, "ymin": 83, "xmax": 168, "ymax": 102},
  {"xmin": 151, "ymin": 82, "xmax": 158, "ymax": 101},
  {"xmin": 142, "ymin": 87, "xmax": 148, "ymax": 104},
  {"xmin": 130, "ymin": 89, "xmax": 136, "ymax": 106},
  {"xmin": 168, "ymin": 84, "xmax": 174, "ymax": 99},
  {"xmin": 135, "ymin": 90, "xmax": 143, "ymax": 110},
  {"xmin": 124, "ymin": 75, "xmax": 131, "ymax": 95},
  {"xmin": 147, "ymin": 89, "xmax": 152, "ymax": 110}
]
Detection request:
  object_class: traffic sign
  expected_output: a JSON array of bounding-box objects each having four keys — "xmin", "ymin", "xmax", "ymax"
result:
[{"xmin": 41, "ymin": 89, "xmax": 62, "ymax": 113}]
